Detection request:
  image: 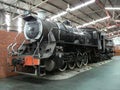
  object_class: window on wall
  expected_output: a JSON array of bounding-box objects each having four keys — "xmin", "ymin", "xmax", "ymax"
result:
[
  {"xmin": 113, "ymin": 37, "xmax": 120, "ymax": 46},
  {"xmin": 5, "ymin": 13, "xmax": 11, "ymax": 31},
  {"xmin": 17, "ymin": 17, "xmax": 23, "ymax": 33}
]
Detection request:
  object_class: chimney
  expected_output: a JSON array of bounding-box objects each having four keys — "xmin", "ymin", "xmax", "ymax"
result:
[{"xmin": 37, "ymin": 10, "xmax": 46, "ymax": 20}]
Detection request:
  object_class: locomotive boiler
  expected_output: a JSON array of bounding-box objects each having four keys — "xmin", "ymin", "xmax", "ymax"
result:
[{"xmin": 8, "ymin": 15, "xmax": 113, "ymax": 76}]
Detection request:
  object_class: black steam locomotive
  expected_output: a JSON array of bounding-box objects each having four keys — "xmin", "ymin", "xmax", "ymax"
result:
[{"xmin": 8, "ymin": 16, "xmax": 113, "ymax": 76}]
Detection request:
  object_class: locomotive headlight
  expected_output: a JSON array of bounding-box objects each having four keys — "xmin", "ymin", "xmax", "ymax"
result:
[{"xmin": 24, "ymin": 19, "xmax": 43, "ymax": 42}]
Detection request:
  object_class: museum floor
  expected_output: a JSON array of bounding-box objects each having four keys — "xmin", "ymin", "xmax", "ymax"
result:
[{"xmin": 0, "ymin": 56, "xmax": 119, "ymax": 90}]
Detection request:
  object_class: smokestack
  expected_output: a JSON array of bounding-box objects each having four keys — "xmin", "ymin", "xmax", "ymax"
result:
[{"xmin": 37, "ymin": 10, "xmax": 46, "ymax": 20}]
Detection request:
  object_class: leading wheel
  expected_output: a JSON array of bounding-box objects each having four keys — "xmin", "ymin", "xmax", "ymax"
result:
[{"xmin": 45, "ymin": 60, "xmax": 55, "ymax": 72}]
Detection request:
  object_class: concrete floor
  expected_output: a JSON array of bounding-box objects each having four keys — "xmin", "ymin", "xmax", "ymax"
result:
[{"xmin": 0, "ymin": 56, "xmax": 120, "ymax": 90}]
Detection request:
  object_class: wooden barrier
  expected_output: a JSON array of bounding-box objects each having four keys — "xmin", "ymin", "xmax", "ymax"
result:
[{"xmin": 114, "ymin": 45, "xmax": 120, "ymax": 56}]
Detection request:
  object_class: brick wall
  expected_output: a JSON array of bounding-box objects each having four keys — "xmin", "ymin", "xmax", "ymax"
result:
[{"xmin": 0, "ymin": 30, "xmax": 25, "ymax": 78}]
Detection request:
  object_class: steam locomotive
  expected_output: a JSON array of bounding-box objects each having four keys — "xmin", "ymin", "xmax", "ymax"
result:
[{"xmin": 8, "ymin": 16, "xmax": 113, "ymax": 76}]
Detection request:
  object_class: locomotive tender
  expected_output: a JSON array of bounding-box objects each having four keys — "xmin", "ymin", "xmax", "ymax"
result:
[{"xmin": 8, "ymin": 15, "xmax": 113, "ymax": 76}]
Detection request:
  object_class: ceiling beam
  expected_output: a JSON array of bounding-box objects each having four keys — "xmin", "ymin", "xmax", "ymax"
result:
[
  {"xmin": 95, "ymin": 0, "xmax": 112, "ymax": 29},
  {"xmin": 20, "ymin": 0, "xmax": 81, "ymax": 25},
  {"xmin": 108, "ymin": 0, "xmax": 119, "ymax": 18},
  {"xmin": 0, "ymin": 0, "xmax": 36, "ymax": 14},
  {"xmin": 80, "ymin": 0, "xmax": 103, "ymax": 18},
  {"xmin": 62, "ymin": 0, "xmax": 93, "ymax": 20},
  {"xmin": 96, "ymin": 0, "xmax": 112, "ymax": 17},
  {"xmin": 46, "ymin": 1, "xmax": 88, "ymax": 23},
  {"xmin": 20, "ymin": 0, "xmax": 54, "ymax": 14},
  {"xmin": 79, "ymin": 0, "xmax": 106, "ymax": 28},
  {"xmin": 62, "ymin": 0, "xmax": 105, "ymax": 28}
]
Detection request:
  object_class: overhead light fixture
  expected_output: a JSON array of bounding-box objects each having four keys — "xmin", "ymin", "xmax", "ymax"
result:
[
  {"xmin": 115, "ymin": 20, "xmax": 120, "ymax": 22},
  {"xmin": 77, "ymin": 16, "xmax": 110, "ymax": 28},
  {"xmin": 101, "ymin": 28, "xmax": 107, "ymax": 31},
  {"xmin": 50, "ymin": 11, "xmax": 67, "ymax": 20},
  {"xmin": 111, "ymin": 33, "xmax": 114, "ymax": 35},
  {"xmin": 105, "ymin": 7, "xmax": 120, "ymax": 10},
  {"xmin": 50, "ymin": 0, "xmax": 96, "ymax": 20},
  {"xmin": 107, "ymin": 25, "xmax": 117, "ymax": 29},
  {"xmin": 69, "ymin": 0, "xmax": 95, "ymax": 11},
  {"xmin": 104, "ymin": 29, "xmax": 107, "ymax": 31}
]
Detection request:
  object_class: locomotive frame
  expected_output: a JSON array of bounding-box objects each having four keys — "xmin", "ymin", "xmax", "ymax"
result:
[{"xmin": 7, "ymin": 16, "xmax": 114, "ymax": 76}]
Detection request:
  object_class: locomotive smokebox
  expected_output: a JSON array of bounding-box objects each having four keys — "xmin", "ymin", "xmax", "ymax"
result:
[{"xmin": 23, "ymin": 16, "xmax": 43, "ymax": 42}]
